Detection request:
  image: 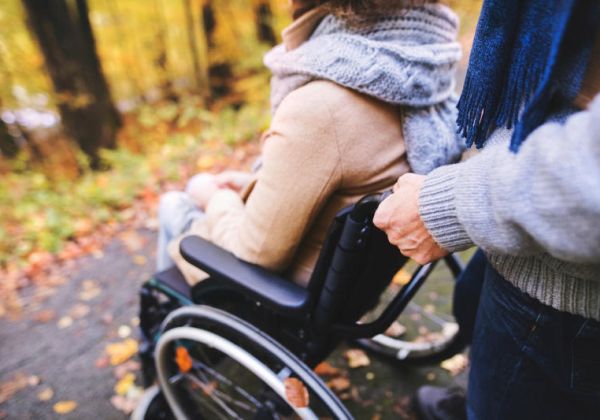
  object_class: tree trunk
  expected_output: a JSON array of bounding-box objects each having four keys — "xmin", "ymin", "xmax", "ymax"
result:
[
  {"xmin": 0, "ymin": 117, "xmax": 19, "ymax": 159},
  {"xmin": 22, "ymin": 0, "xmax": 121, "ymax": 169},
  {"xmin": 183, "ymin": 0, "xmax": 204, "ymax": 92},
  {"xmin": 255, "ymin": 0, "xmax": 277, "ymax": 46}
]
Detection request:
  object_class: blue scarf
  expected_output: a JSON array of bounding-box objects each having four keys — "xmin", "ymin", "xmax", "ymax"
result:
[{"xmin": 457, "ymin": 0, "xmax": 600, "ymax": 152}]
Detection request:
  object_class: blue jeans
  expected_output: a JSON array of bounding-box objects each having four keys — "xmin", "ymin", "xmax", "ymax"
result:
[
  {"xmin": 156, "ymin": 191, "xmax": 204, "ymax": 271},
  {"xmin": 467, "ymin": 263, "xmax": 600, "ymax": 420}
]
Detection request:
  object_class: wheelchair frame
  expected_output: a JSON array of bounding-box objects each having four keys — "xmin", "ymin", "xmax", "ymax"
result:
[{"xmin": 137, "ymin": 192, "xmax": 465, "ymax": 418}]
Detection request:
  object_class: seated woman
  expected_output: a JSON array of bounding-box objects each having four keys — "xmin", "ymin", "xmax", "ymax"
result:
[{"xmin": 157, "ymin": 0, "xmax": 464, "ymax": 286}]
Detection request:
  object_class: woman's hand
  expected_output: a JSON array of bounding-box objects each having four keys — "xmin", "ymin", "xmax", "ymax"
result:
[
  {"xmin": 185, "ymin": 173, "xmax": 221, "ymax": 210},
  {"xmin": 373, "ymin": 174, "xmax": 448, "ymax": 265},
  {"xmin": 214, "ymin": 170, "xmax": 253, "ymax": 192}
]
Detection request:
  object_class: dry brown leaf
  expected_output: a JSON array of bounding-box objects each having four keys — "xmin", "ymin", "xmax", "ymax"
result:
[
  {"xmin": 95, "ymin": 355, "xmax": 110, "ymax": 369},
  {"xmin": 105, "ymin": 339, "xmax": 138, "ymax": 365},
  {"xmin": 313, "ymin": 362, "xmax": 340, "ymax": 377},
  {"xmin": 33, "ymin": 309, "xmax": 57, "ymax": 323},
  {"xmin": 110, "ymin": 394, "xmax": 138, "ymax": 414},
  {"xmin": 57, "ymin": 316, "xmax": 73, "ymax": 329},
  {"xmin": 118, "ymin": 231, "xmax": 146, "ymax": 253},
  {"xmin": 284, "ymin": 378, "xmax": 310, "ymax": 408},
  {"xmin": 385, "ymin": 321, "xmax": 406, "ymax": 338},
  {"xmin": 440, "ymin": 354, "xmax": 468, "ymax": 376},
  {"xmin": 0, "ymin": 373, "xmax": 29, "ymax": 404},
  {"xmin": 344, "ymin": 349, "xmax": 370, "ymax": 369},
  {"xmin": 38, "ymin": 387, "xmax": 54, "ymax": 401},
  {"xmin": 392, "ymin": 269, "xmax": 412, "ymax": 286},
  {"xmin": 327, "ymin": 376, "xmax": 351, "ymax": 393},
  {"xmin": 79, "ymin": 280, "xmax": 101, "ymax": 301},
  {"xmin": 114, "ymin": 360, "xmax": 141, "ymax": 379},
  {"xmin": 69, "ymin": 304, "xmax": 90, "ymax": 319},
  {"xmin": 53, "ymin": 400, "xmax": 77, "ymax": 414}
]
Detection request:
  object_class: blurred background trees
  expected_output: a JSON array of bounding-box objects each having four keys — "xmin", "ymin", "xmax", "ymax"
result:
[
  {"xmin": 0, "ymin": 0, "xmax": 284, "ymax": 171},
  {"xmin": 0, "ymin": 0, "xmax": 481, "ymax": 272}
]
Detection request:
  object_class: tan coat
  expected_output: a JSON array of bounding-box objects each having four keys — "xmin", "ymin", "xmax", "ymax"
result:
[{"xmin": 170, "ymin": 80, "xmax": 409, "ymax": 286}]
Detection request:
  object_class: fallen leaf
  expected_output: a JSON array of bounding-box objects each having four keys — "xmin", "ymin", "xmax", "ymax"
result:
[
  {"xmin": 57, "ymin": 316, "xmax": 73, "ymax": 329},
  {"xmin": 366, "ymin": 372, "xmax": 375, "ymax": 380},
  {"xmin": 130, "ymin": 317, "xmax": 140, "ymax": 327},
  {"xmin": 38, "ymin": 387, "xmax": 54, "ymax": 401},
  {"xmin": 114, "ymin": 373, "xmax": 135, "ymax": 396},
  {"xmin": 113, "ymin": 360, "xmax": 141, "ymax": 379},
  {"xmin": 313, "ymin": 362, "xmax": 340, "ymax": 377},
  {"xmin": 27, "ymin": 376, "xmax": 40, "ymax": 386},
  {"xmin": 426, "ymin": 372, "xmax": 436, "ymax": 381},
  {"xmin": 69, "ymin": 304, "xmax": 90, "ymax": 319},
  {"xmin": 175, "ymin": 346, "xmax": 193, "ymax": 373},
  {"xmin": 53, "ymin": 400, "xmax": 77, "ymax": 414},
  {"xmin": 33, "ymin": 309, "xmax": 57, "ymax": 323},
  {"xmin": 79, "ymin": 280, "xmax": 101, "ymax": 301},
  {"xmin": 424, "ymin": 304, "xmax": 435, "ymax": 314},
  {"xmin": 117, "ymin": 325, "xmax": 132, "ymax": 338},
  {"xmin": 133, "ymin": 255, "xmax": 147, "ymax": 265},
  {"xmin": 440, "ymin": 354, "xmax": 468, "ymax": 376},
  {"xmin": 105, "ymin": 339, "xmax": 138, "ymax": 365},
  {"xmin": 118, "ymin": 231, "xmax": 146, "ymax": 253},
  {"xmin": 392, "ymin": 269, "xmax": 412, "ymax": 286},
  {"xmin": 344, "ymin": 349, "xmax": 370, "ymax": 369},
  {"xmin": 327, "ymin": 377, "xmax": 351, "ymax": 393},
  {"xmin": 110, "ymin": 394, "xmax": 138, "ymax": 415},
  {"xmin": 95, "ymin": 356, "xmax": 110, "ymax": 369},
  {"xmin": 385, "ymin": 321, "xmax": 406, "ymax": 338},
  {"xmin": 0, "ymin": 373, "xmax": 29, "ymax": 404},
  {"xmin": 284, "ymin": 377, "xmax": 309, "ymax": 408}
]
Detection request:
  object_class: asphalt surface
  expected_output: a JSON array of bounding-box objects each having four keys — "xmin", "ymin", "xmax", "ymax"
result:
[{"xmin": 0, "ymin": 229, "xmax": 467, "ymax": 419}]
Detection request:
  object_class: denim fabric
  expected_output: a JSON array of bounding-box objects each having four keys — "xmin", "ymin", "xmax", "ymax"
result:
[
  {"xmin": 453, "ymin": 249, "xmax": 486, "ymax": 343},
  {"xmin": 156, "ymin": 191, "xmax": 204, "ymax": 271},
  {"xmin": 467, "ymin": 263, "xmax": 600, "ymax": 420}
]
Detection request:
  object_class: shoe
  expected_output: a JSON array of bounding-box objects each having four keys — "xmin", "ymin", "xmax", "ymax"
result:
[{"xmin": 414, "ymin": 385, "xmax": 467, "ymax": 420}]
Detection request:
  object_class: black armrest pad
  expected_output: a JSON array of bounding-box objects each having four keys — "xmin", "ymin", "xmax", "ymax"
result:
[{"xmin": 180, "ymin": 236, "xmax": 310, "ymax": 316}]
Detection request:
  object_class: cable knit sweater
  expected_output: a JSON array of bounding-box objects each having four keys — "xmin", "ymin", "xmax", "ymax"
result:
[{"xmin": 419, "ymin": 94, "xmax": 600, "ymax": 321}]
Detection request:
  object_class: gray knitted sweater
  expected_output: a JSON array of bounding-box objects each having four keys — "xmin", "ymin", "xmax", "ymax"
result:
[{"xmin": 420, "ymin": 95, "xmax": 600, "ymax": 321}]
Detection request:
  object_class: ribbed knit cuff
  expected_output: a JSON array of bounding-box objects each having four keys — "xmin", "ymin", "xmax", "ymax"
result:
[{"xmin": 418, "ymin": 164, "xmax": 474, "ymax": 252}]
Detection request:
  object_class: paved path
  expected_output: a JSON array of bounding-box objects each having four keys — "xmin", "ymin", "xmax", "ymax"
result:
[{"xmin": 0, "ymin": 229, "xmax": 466, "ymax": 419}]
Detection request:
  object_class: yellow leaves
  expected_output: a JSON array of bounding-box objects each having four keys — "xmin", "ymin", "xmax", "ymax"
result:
[
  {"xmin": 53, "ymin": 400, "xmax": 77, "ymax": 414},
  {"xmin": 132, "ymin": 255, "xmax": 147, "ymax": 265},
  {"xmin": 175, "ymin": 346, "xmax": 193, "ymax": 373},
  {"xmin": 284, "ymin": 378, "xmax": 309, "ymax": 408},
  {"xmin": 344, "ymin": 349, "xmax": 370, "ymax": 369},
  {"xmin": 105, "ymin": 338, "xmax": 138, "ymax": 366},
  {"xmin": 114, "ymin": 373, "xmax": 136, "ymax": 396},
  {"xmin": 440, "ymin": 354, "xmax": 468, "ymax": 376},
  {"xmin": 37, "ymin": 387, "xmax": 54, "ymax": 401},
  {"xmin": 392, "ymin": 269, "xmax": 412, "ymax": 286}
]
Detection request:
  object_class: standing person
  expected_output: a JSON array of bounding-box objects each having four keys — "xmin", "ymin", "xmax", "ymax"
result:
[
  {"xmin": 374, "ymin": 1, "xmax": 600, "ymax": 419},
  {"xmin": 157, "ymin": 0, "xmax": 465, "ymax": 287}
]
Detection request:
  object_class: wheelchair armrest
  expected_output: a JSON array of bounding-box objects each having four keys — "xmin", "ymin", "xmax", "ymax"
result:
[{"xmin": 180, "ymin": 236, "xmax": 310, "ymax": 317}]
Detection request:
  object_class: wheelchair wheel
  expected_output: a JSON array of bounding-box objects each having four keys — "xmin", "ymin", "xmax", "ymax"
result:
[
  {"xmin": 357, "ymin": 256, "xmax": 467, "ymax": 365},
  {"xmin": 155, "ymin": 306, "xmax": 351, "ymax": 419}
]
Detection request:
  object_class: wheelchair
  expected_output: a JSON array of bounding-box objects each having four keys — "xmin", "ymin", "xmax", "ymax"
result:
[{"xmin": 134, "ymin": 192, "xmax": 466, "ymax": 419}]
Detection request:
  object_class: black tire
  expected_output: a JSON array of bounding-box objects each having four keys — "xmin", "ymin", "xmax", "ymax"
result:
[{"xmin": 155, "ymin": 306, "xmax": 351, "ymax": 419}]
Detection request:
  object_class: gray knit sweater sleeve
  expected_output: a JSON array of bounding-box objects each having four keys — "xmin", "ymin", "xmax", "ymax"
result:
[{"xmin": 419, "ymin": 95, "xmax": 600, "ymax": 264}]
